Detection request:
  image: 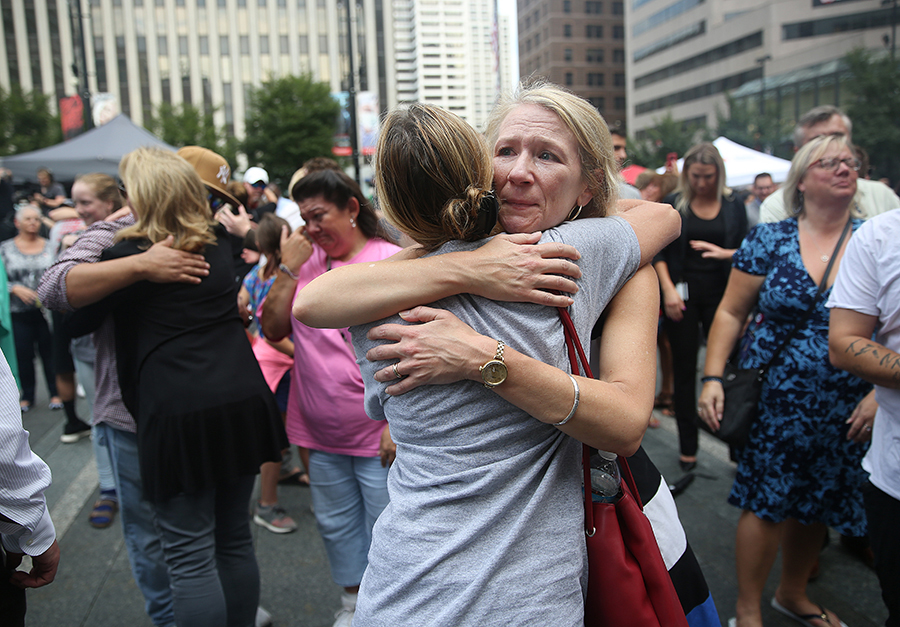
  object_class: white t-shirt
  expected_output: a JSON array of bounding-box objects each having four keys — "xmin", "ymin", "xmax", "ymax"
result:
[
  {"xmin": 827, "ymin": 208, "xmax": 900, "ymax": 501},
  {"xmin": 761, "ymin": 178, "xmax": 900, "ymax": 223}
]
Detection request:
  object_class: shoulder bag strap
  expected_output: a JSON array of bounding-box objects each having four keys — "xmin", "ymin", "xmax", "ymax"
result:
[{"xmin": 557, "ymin": 307, "xmax": 643, "ymax": 538}]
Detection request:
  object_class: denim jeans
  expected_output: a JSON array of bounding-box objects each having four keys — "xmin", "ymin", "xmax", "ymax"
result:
[
  {"xmin": 308, "ymin": 451, "xmax": 390, "ymax": 587},
  {"xmin": 151, "ymin": 475, "xmax": 259, "ymax": 627},
  {"xmin": 101, "ymin": 423, "xmax": 174, "ymax": 627},
  {"xmin": 74, "ymin": 356, "xmax": 115, "ymax": 493}
]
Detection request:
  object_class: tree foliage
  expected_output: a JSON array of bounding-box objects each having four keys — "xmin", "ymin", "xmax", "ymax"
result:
[
  {"xmin": 714, "ymin": 94, "xmax": 793, "ymax": 160},
  {"xmin": 843, "ymin": 48, "xmax": 900, "ymax": 182},
  {"xmin": 626, "ymin": 112, "xmax": 710, "ymax": 169},
  {"xmin": 241, "ymin": 75, "xmax": 340, "ymax": 185},
  {"xmin": 0, "ymin": 85, "xmax": 62, "ymax": 156},
  {"xmin": 145, "ymin": 102, "xmax": 237, "ymax": 165}
]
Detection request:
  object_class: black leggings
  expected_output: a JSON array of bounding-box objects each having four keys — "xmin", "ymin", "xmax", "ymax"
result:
[
  {"xmin": 11, "ymin": 309, "xmax": 57, "ymax": 404},
  {"xmin": 863, "ymin": 481, "xmax": 900, "ymax": 627},
  {"xmin": 663, "ymin": 282, "xmax": 723, "ymax": 458}
]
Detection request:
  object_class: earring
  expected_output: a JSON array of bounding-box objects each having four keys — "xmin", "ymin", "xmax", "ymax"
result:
[{"xmin": 567, "ymin": 205, "xmax": 583, "ymax": 221}]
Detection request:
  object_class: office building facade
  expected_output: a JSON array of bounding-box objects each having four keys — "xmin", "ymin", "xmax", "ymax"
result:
[{"xmin": 626, "ymin": 0, "xmax": 894, "ymax": 138}]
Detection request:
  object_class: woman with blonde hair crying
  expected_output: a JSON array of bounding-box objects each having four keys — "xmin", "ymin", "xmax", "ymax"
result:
[{"xmin": 70, "ymin": 146, "xmax": 287, "ymax": 627}]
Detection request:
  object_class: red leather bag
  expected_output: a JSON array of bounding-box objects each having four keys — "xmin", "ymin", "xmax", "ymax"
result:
[{"xmin": 558, "ymin": 308, "xmax": 689, "ymax": 627}]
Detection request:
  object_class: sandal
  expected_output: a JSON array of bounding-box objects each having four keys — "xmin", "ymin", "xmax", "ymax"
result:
[
  {"xmin": 771, "ymin": 597, "xmax": 848, "ymax": 627},
  {"xmin": 89, "ymin": 498, "xmax": 118, "ymax": 528},
  {"xmin": 278, "ymin": 469, "xmax": 311, "ymax": 486}
]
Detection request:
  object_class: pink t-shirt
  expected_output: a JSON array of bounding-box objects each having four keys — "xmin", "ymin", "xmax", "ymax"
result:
[{"xmin": 285, "ymin": 238, "xmax": 401, "ymax": 456}]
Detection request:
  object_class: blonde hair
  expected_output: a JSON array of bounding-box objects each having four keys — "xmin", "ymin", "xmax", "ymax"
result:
[
  {"xmin": 375, "ymin": 103, "xmax": 494, "ymax": 251},
  {"xmin": 675, "ymin": 142, "xmax": 728, "ymax": 214},
  {"xmin": 116, "ymin": 147, "xmax": 217, "ymax": 252},
  {"xmin": 781, "ymin": 134, "xmax": 861, "ymax": 217},
  {"xmin": 484, "ymin": 78, "xmax": 618, "ymax": 219},
  {"xmin": 73, "ymin": 173, "xmax": 124, "ymax": 212}
]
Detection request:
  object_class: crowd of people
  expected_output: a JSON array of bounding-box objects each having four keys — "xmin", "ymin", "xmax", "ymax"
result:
[{"xmin": 1, "ymin": 86, "xmax": 898, "ymax": 627}]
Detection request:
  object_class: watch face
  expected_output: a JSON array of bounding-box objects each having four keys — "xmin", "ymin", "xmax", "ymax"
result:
[{"xmin": 482, "ymin": 360, "xmax": 508, "ymax": 386}]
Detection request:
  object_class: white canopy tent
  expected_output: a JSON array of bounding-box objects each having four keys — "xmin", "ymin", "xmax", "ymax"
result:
[{"xmin": 659, "ymin": 136, "xmax": 793, "ymax": 188}]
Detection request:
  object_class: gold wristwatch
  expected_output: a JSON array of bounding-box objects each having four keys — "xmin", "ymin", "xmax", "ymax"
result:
[{"xmin": 480, "ymin": 340, "xmax": 508, "ymax": 388}]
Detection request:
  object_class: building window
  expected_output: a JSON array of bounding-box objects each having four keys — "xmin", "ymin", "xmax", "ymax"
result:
[
  {"xmin": 634, "ymin": 30, "xmax": 762, "ymax": 89},
  {"xmin": 633, "ymin": 0, "xmax": 703, "ymax": 38},
  {"xmin": 565, "ymin": 71, "xmax": 573, "ymax": 85},
  {"xmin": 614, "ymin": 72, "xmax": 625, "ymax": 86},
  {"xmin": 564, "ymin": 48, "xmax": 572, "ymax": 61},
  {"xmin": 613, "ymin": 48, "xmax": 624, "ymax": 62},
  {"xmin": 587, "ymin": 72, "xmax": 604, "ymax": 86},
  {"xmin": 563, "ymin": 0, "xmax": 571, "ymax": 13},
  {"xmin": 586, "ymin": 48, "xmax": 603, "ymax": 62},
  {"xmin": 615, "ymin": 96, "xmax": 625, "ymax": 110},
  {"xmin": 586, "ymin": 24, "xmax": 603, "ymax": 38},
  {"xmin": 585, "ymin": 1, "xmax": 602, "ymax": 13},
  {"xmin": 564, "ymin": 24, "xmax": 572, "ymax": 37},
  {"xmin": 613, "ymin": 24, "xmax": 624, "ymax": 39},
  {"xmin": 783, "ymin": 8, "xmax": 892, "ymax": 40}
]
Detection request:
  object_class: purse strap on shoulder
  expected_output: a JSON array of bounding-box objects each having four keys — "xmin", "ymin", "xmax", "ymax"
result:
[{"xmin": 558, "ymin": 307, "xmax": 642, "ymax": 537}]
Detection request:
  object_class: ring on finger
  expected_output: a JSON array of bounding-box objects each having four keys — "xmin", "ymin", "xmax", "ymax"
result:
[{"xmin": 392, "ymin": 363, "xmax": 403, "ymax": 380}]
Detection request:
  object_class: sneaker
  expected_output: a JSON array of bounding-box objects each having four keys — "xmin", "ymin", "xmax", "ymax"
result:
[
  {"xmin": 252, "ymin": 502, "xmax": 297, "ymax": 534},
  {"xmin": 60, "ymin": 419, "xmax": 92, "ymax": 443},
  {"xmin": 333, "ymin": 591, "xmax": 357, "ymax": 627}
]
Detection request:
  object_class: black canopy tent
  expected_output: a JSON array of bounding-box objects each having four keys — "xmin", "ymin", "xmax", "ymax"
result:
[{"xmin": 0, "ymin": 115, "xmax": 176, "ymax": 185}]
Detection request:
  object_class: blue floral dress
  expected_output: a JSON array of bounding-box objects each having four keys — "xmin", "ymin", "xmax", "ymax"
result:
[{"xmin": 728, "ymin": 218, "xmax": 870, "ymax": 535}]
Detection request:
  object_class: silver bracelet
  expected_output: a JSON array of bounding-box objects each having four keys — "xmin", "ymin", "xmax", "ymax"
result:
[
  {"xmin": 553, "ymin": 374, "xmax": 580, "ymax": 426},
  {"xmin": 278, "ymin": 263, "xmax": 299, "ymax": 281}
]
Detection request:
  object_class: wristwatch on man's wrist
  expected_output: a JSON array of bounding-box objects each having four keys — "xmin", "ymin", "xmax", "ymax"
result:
[{"xmin": 480, "ymin": 340, "xmax": 508, "ymax": 388}]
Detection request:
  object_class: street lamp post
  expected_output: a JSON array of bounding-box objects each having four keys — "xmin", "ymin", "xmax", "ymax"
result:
[
  {"xmin": 340, "ymin": 0, "xmax": 361, "ymax": 186},
  {"xmin": 756, "ymin": 54, "xmax": 772, "ymax": 116}
]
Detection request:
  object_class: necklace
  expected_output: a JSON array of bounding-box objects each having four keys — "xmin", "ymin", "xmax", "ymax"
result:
[{"xmin": 802, "ymin": 221, "xmax": 839, "ymax": 263}]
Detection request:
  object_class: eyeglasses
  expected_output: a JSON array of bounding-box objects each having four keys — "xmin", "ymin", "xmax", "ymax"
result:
[{"xmin": 812, "ymin": 157, "xmax": 861, "ymax": 172}]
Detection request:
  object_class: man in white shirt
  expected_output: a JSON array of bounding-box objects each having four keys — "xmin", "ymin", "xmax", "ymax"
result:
[
  {"xmin": 828, "ymin": 209, "xmax": 900, "ymax": 627},
  {"xmin": 0, "ymin": 348, "xmax": 60, "ymax": 626},
  {"xmin": 760, "ymin": 105, "xmax": 900, "ymax": 222}
]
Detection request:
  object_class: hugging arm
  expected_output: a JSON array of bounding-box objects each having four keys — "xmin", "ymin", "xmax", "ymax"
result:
[
  {"xmin": 364, "ymin": 265, "xmax": 660, "ymax": 455},
  {"xmin": 294, "ymin": 201, "xmax": 679, "ymax": 330}
]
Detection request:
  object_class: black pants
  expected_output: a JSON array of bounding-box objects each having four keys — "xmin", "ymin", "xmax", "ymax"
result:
[
  {"xmin": 0, "ymin": 544, "xmax": 26, "ymax": 627},
  {"xmin": 11, "ymin": 309, "xmax": 57, "ymax": 405},
  {"xmin": 863, "ymin": 480, "xmax": 900, "ymax": 626},
  {"xmin": 663, "ymin": 281, "xmax": 723, "ymax": 458}
]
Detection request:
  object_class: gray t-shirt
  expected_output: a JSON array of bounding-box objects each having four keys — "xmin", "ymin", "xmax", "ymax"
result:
[{"xmin": 351, "ymin": 216, "xmax": 640, "ymax": 626}]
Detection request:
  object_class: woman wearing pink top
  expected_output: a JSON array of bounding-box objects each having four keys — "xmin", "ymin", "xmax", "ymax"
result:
[{"xmin": 261, "ymin": 169, "xmax": 399, "ymax": 627}]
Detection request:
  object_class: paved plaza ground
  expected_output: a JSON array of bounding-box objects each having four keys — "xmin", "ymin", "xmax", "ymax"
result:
[{"xmin": 19, "ymin": 381, "xmax": 889, "ymax": 627}]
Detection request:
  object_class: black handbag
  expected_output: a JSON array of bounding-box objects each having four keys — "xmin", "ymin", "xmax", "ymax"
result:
[{"xmin": 715, "ymin": 217, "xmax": 852, "ymax": 448}]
